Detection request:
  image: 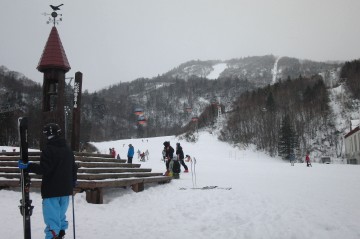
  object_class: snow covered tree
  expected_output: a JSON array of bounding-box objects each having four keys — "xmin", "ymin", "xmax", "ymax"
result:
[{"xmin": 278, "ymin": 114, "xmax": 298, "ymax": 160}]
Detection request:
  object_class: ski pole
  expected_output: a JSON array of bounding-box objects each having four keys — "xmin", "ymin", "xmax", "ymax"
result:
[
  {"xmin": 193, "ymin": 157, "xmax": 197, "ymax": 187},
  {"xmin": 191, "ymin": 159, "xmax": 194, "ymax": 188},
  {"xmin": 72, "ymin": 194, "xmax": 76, "ymax": 239}
]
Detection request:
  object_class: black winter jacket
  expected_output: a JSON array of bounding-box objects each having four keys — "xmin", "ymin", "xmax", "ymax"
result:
[
  {"xmin": 176, "ymin": 146, "xmax": 184, "ymax": 160},
  {"xmin": 165, "ymin": 146, "xmax": 174, "ymax": 159},
  {"xmin": 28, "ymin": 137, "xmax": 77, "ymax": 198}
]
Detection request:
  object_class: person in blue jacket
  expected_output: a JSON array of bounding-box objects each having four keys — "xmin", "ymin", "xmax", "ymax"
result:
[
  {"xmin": 127, "ymin": 144, "xmax": 135, "ymax": 163},
  {"xmin": 18, "ymin": 123, "xmax": 77, "ymax": 239}
]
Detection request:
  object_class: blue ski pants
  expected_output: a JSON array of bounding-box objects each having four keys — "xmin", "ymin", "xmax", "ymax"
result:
[{"xmin": 42, "ymin": 196, "xmax": 69, "ymax": 239}]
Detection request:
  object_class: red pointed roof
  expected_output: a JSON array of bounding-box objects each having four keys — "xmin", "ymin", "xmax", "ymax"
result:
[{"xmin": 37, "ymin": 26, "xmax": 71, "ymax": 72}]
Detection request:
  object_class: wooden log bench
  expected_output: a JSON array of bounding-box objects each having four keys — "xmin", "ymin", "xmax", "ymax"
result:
[{"xmin": 0, "ymin": 152, "xmax": 171, "ymax": 204}]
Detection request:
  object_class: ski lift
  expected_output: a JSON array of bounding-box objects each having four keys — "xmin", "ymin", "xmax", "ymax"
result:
[
  {"xmin": 191, "ymin": 117, "xmax": 199, "ymax": 122},
  {"xmin": 184, "ymin": 107, "xmax": 192, "ymax": 113},
  {"xmin": 210, "ymin": 98, "xmax": 218, "ymax": 105},
  {"xmin": 138, "ymin": 115, "xmax": 145, "ymax": 120},
  {"xmin": 134, "ymin": 107, "xmax": 144, "ymax": 116},
  {"xmin": 138, "ymin": 118, "xmax": 147, "ymax": 126},
  {"xmin": 137, "ymin": 113, "xmax": 147, "ymax": 124}
]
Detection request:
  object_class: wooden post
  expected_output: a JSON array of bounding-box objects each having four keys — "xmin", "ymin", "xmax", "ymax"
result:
[
  {"xmin": 131, "ymin": 182, "xmax": 144, "ymax": 192},
  {"xmin": 86, "ymin": 188, "xmax": 103, "ymax": 204},
  {"xmin": 71, "ymin": 72, "xmax": 82, "ymax": 151}
]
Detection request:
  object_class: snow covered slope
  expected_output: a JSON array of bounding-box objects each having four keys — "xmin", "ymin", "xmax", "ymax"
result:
[
  {"xmin": 206, "ymin": 63, "xmax": 227, "ymax": 79},
  {"xmin": 1, "ymin": 132, "xmax": 360, "ymax": 239}
]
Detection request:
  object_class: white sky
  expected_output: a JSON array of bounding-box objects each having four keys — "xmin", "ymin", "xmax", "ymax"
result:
[{"xmin": 1, "ymin": 0, "xmax": 360, "ymax": 92}]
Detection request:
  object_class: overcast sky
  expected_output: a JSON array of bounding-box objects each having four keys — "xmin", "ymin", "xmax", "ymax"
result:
[{"xmin": 1, "ymin": 0, "xmax": 359, "ymax": 92}]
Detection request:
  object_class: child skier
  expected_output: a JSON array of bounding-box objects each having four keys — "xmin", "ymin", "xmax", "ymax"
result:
[
  {"xmin": 163, "ymin": 141, "xmax": 174, "ymax": 176},
  {"xmin": 169, "ymin": 156, "xmax": 181, "ymax": 179},
  {"xmin": 289, "ymin": 152, "xmax": 295, "ymax": 166},
  {"xmin": 18, "ymin": 123, "xmax": 77, "ymax": 239}
]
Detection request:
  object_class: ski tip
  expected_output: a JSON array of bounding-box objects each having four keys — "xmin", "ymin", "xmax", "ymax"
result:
[{"xmin": 179, "ymin": 186, "xmax": 232, "ymax": 190}]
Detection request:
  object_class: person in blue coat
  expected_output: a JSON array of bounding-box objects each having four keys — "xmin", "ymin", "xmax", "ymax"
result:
[
  {"xmin": 18, "ymin": 123, "xmax": 77, "ymax": 239},
  {"xmin": 127, "ymin": 144, "xmax": 135, "ymax": 163},
  {"xmin": 289, "ymin": 152, "xmax": 295, "ymax": 166}
]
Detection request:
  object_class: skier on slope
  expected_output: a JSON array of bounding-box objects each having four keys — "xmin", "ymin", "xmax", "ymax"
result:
[
  {"xmin": 305, "ymin": 151, "xmax": 312, "ymax": 167},
  {"xmin": 176, "ymin": 142, "xmax": 189, "ymax": 172},
  {"xmin": 127, "ymin": 144, "xmax": 135, "ymax": 164},
  {"xmin": 140, "ymin": 152, "xmax": 146, "ymax": 162},
  {"xmin": 111, "ymin": 147, "xmax": 116, "ymax": 158},
  {"xmin": 169, "ymin": 153, "xmax": 181, "ymax": 178},
  {"xmin": 18, "ymin": 123, "xmax": 77, "ymax": 239},
  {"xmin": 163, "ymin": 141, "xmax": 174, "ymax": 175},
  {"xmin": 289, "ymin": 151, "xmax": 295, "ymax": 166}
]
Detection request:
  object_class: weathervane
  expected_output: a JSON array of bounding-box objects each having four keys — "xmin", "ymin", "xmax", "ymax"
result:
[{"xmin": 42, "ymin": 4, "xmax": 64, "ymax": 26}]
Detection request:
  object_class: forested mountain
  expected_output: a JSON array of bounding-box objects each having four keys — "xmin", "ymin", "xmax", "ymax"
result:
[
  {"xmin": 1, "ymin": 55, "xmax": 358, "ymax": 160},
  {"xmin": 340, "ymin": 60, "xmax": 360, "ymax": 99},
  {"xmin": 0, "ymin": 66, "xmax": 42, "ymax": 147},
  {"xmin": 163, "ymin": 55, "xmax": 341, "ymax": 88},
  {"xmin": 222, "ymin": 75, "xmax": 333, "ymax": 157}
]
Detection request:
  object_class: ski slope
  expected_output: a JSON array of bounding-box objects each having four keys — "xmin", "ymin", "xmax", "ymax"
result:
[
  {"xmin": 1, "ymin": 132, "xmax": 360, "ymax": 239},
  {"xmin": 206, "ymin": 63, "xmax": 227, "ymax": 79}
]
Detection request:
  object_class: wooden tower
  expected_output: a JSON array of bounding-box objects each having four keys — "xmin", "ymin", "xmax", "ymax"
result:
[{"xmin": 37, "ymin": 26, "xmax": 70, "ymax": 146}]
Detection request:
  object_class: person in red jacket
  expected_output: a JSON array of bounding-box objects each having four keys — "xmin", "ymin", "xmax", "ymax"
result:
[
  {"xmin": 305, "ymin": 151, "xmax": 312, "ymax": 167},
  {"xmin": 111, "ymin": 147, "xmax": 116, "ymax": 158}
]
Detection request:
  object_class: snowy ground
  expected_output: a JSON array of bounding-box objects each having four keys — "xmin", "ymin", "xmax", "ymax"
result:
[{"xmin": 1, "ymin": 132, "xmax": 360, "ymax": 239}]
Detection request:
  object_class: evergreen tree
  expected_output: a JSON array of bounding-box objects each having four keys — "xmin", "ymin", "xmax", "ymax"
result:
[
  {"xmin": 278, "ymin": 114, "xmax": 297, "ymax": 160},
  {"xmin": 266, "ymin": 92, "xmax": 276, "ymax": 112}
]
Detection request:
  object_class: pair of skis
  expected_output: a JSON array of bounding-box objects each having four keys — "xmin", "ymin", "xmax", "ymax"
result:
[
  {"xmin": 179, "ymin": 186, "xmax": 232, "ymax": 190},
  {"xmin": 185, "ymin": 157, "xmax": 232, "ymax": 190},
  {"xmin": 18, "ymin": 117, "xmax": 33, "ymax": 239}
]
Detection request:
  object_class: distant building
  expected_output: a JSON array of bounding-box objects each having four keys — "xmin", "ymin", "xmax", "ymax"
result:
[{"xmin": 344, "ymin": 126, "xmax": 360, "ymax": 164}]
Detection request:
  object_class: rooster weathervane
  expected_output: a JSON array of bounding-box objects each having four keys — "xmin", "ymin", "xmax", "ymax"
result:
[{"xmin": 42, "ymin": 4, "xmax": 64, "ymax": 26}]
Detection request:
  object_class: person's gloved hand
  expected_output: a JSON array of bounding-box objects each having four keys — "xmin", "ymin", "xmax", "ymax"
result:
[
  {"xmin": 73, "ymin": 180, "xmax": 78, "ymax": 188},
  {"xmin": 18, "ymin": 160, "xmax": 30, "ymax": 169}
]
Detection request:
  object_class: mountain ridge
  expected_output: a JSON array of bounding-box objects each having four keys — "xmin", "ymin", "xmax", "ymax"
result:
[
  {"xmin": 161, "ymin": 55, "xmax": 342, "ymax": 88},
  {"xmin": 0, "ymin": 55, "xmax": 355, "ymax": 160}
]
